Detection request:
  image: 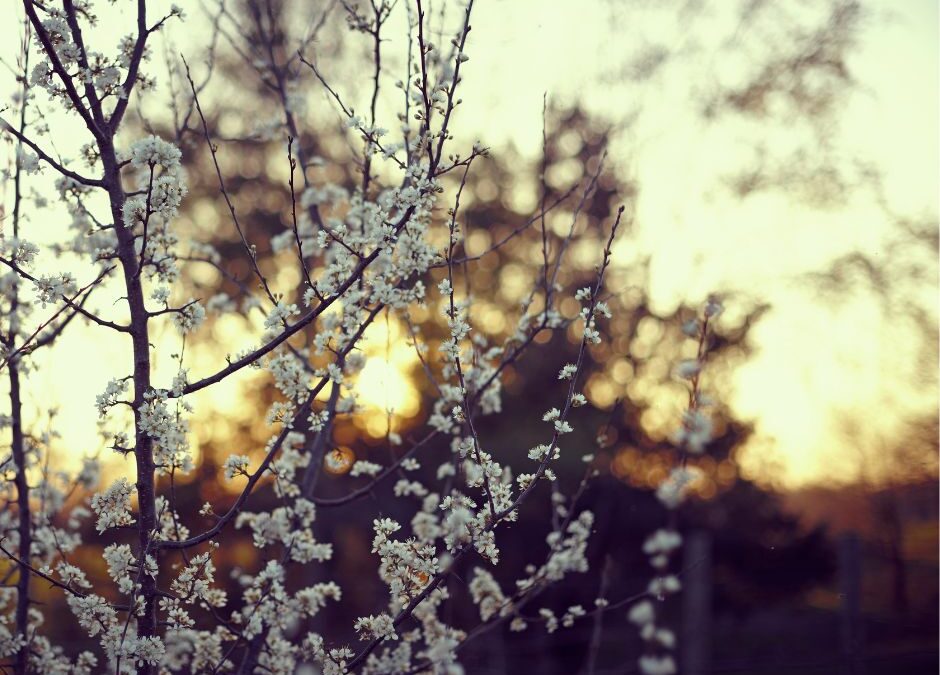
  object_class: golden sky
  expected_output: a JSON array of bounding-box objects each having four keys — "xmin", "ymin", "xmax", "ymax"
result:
[{"xmin": 1, "ymin": 0, "xmax": 937, "ymax": 489}]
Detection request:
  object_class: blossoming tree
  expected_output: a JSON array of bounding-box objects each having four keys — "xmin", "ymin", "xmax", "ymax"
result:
[{"xmin": 0, "ymin": 1, "xmax": 722, "ymax": 673}]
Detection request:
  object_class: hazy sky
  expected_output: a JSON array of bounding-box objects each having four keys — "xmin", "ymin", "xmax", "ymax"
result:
[
  {"xmin": 1, "ymin": 0, "xmax": 937, "ymax": 489},
  {"xmin": 472, "ymin": 0, "xmax": 938, "ymax": 486}
]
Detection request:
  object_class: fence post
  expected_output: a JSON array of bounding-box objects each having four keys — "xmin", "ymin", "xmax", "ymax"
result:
[
  {"xmin": 839, "ymin": 531, "xmax": 865, "ymax": 675},
  {"xmin": 682, "ymin": 529, "xmax": 712, "ymax": 675}
]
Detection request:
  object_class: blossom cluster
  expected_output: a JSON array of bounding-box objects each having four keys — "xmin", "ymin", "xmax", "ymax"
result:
[
  {"xmin": 0, "ymin": 2, "xmax": 726, "ymax": 673},
  {"xmin": 629, "ymin": 296, "xmax": 723, "ymax": 675}
]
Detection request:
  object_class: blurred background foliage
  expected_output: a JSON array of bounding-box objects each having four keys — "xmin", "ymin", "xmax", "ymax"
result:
[{"xmin": 8, "ymin": 0, "xmax": 936, "ymax": 672}]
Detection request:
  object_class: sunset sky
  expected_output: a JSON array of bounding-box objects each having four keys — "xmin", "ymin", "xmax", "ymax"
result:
[{"xmin": 2, "ymin": 0, "xmax": 937, "ymax": 490}]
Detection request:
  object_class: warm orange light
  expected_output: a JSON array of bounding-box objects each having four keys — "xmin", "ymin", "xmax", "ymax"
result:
[
  {"xmin": 323, "ymin": 447, "xmax": 355, "ymax": 475},
  {"xmin": 351, "ymin": 316, "xmax": 422, "ymax": 437}
]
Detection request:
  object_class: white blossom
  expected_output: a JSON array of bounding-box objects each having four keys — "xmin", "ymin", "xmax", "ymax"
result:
[
  {"xmin": 628, "ymin": 600, "xmax": 655, "ymax": 627},
  {"xmin": 90, "ymin": 478, "xmax": 134, "ymax": 532},
  {"xmin": 655, "ymin": 466, "xmax": 702, "ymax": 509},
  {"xmin": 173, "ymin": 301, "xmax": 206, "ymax": 333},
  {"xmin": 224, "ymin": 454, "xmax": 251, "ymax": 479},
  {"xmin": 639, "ymin": 655, "xmax": 677, "ymax": 675},
  {"xmin": 558, "ymin": 364, "xmax": 577, "ymax": 380}
]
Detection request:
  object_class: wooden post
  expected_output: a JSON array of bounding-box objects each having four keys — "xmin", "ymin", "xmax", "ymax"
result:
[
  {"xmin": 839, "ymin": 531, "xmax": 865, "ymax": 675},
  {"xmin": 682, "ymin": 530, "xmax": 712, "ymax": 675}
]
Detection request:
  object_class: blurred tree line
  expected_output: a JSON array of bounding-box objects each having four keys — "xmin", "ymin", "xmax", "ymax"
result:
[
  {"xmin": 35, "ymin": 0, "xmax": 935, "ymax": 670},
  {"xmin": 135, "ymin": 0, "xmax": 841, "ymax": 667}
]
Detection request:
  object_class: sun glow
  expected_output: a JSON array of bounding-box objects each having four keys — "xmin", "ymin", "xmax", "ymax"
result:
[{"xmin": 351, "ymin": 315, "xmax": 422, "ymax": 437}]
